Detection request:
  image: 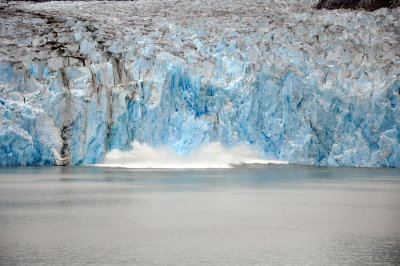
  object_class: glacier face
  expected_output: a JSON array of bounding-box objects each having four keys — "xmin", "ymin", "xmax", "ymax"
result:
[{"xmin": 0, "ymin": 0, "xmax": 399, "ymax": 167}]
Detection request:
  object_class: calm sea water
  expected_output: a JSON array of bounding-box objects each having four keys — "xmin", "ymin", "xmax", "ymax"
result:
[{"xmin": 0, "ymin": 165, "xmax": 399, "ymax": 265}]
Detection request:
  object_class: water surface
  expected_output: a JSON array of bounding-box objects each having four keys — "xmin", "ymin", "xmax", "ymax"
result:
[{"xmin": 0, "ymin": 165, "xmax": 399, "ymax": 265}]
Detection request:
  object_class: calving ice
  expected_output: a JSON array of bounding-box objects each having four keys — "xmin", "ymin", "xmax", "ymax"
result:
[
  {"xmin": 97, "ymin": 141, "xmax": 287, "ymax": 169},
  {"xmin": 0, "ymin": 0, "xmax": 399, "ymax": 167}
]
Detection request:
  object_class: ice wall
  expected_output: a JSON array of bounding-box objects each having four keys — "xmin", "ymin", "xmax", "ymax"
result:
[{"xmin": 0, "ymin": 0, "xmax": 399, "ymax": 167}]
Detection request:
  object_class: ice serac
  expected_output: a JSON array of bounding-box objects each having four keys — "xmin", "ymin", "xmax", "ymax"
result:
[{"xmin": 0, "ymin": 0, "xmax": 399, "ymax": 167}]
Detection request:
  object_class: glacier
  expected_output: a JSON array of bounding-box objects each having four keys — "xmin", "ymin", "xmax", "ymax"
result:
[{"xmin": 0, "ymin": 0, "xmax": 399, "ymax": 167}]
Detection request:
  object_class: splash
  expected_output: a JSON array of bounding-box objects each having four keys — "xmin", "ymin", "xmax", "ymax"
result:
[{"xmin": 96, "ymin": 141, "xmax": 287, "ymax": 169}]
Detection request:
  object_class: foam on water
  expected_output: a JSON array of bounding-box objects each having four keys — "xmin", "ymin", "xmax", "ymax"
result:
[{"xmin": 96, "ymin": 141, "xmax": 287, "ymax": 169}]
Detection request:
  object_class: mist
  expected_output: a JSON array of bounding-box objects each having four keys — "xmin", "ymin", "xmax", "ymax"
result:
[{"xmin": 97, "ymin": 141, "xmax": 287, "ymax": 169}]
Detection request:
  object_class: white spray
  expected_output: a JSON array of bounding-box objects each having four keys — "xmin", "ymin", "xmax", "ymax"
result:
[{"xmin": 96, "ymin": 141, "xmax": 287, "ymax": 169}]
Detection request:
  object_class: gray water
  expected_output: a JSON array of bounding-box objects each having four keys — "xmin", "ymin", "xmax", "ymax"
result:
[{"xmin": 0, "ymin": 165, "xmax": 399, "ymax": 265}]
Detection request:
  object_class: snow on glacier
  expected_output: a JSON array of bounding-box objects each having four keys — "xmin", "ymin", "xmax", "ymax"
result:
[{"xmin": 0, "ymin": 0, "xmax": 399, "ymax": 167}]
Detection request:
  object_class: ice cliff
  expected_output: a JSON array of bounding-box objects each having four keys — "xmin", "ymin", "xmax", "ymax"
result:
[{"xmin": 0, "ymin": 0, "xmax": 399, "ymax": 167}]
